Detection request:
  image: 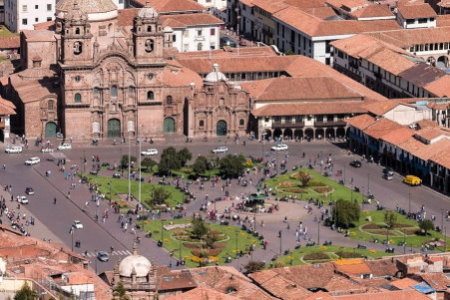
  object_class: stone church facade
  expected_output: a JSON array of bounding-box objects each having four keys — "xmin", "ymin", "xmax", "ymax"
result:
[{"xmin": 1, "ymin": 0, "xmax": 250, "ymax": 141}]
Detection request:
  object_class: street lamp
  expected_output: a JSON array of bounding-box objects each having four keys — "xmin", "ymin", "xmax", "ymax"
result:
[
  {"xmin": 69, "ymin": 227, "xmax": 76, "ymax": 251},
  {"xmin": 138, "ymin": 136, "xmax": 142, "ymax": 206},
  {"xmin": 278, "ymin": 230, "xmax": 282, "ymax": 255}
]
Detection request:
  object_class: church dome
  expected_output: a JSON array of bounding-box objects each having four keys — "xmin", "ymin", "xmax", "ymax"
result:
[
  {"xmin": 118, "ymin": 250, "xmax": 152, "ymax": 278},
  {"xmin": 138, "ymin": 1, "xmax": 159, "ymax": 19},
  {"xmin": 204, "ymin": 63, "xmax": 228, "ymax": 83}
]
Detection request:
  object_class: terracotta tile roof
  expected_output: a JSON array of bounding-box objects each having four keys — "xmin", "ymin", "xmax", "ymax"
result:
[
  {"xmin": 131, "ymin": 0, "xmax": 205, "ymax": 12},
  {"xmin": 274, "ymin": 6, "xmax": 401, "ymax": 37},
  {"xmin": 22, "ymin": 30, "xmax": 56, "ymax": 42},
  {"xmin": 365, "ymin": 259, "xmax": 399, "ymax": 277},
  {"xmin": 399, "ymin": 63, "xmax": 446, "ymax": 88},
  {"xmin": 412, "ymin": 138, "xmax": 450, "ymax": 161},
  {"xmin": 175, "ymin": 46, "xmax": 278, "ymax": 59},
  {"xmin": 380, "ymin": 127, "xmax": 415, "ymax": 145},
  {"xmin": 416, "ymin": 119, "xmax": 438, "ymax": 129},
  {"xmin": 243, "ymin": 77, "xmax": 364, "ymax": 102},
  {"xmin": 345, "ymin": 114, "xmax": 377, "ymax": 130},
  {"xmin": 33, "ymin": 20, "xmax": 55, "ymax": 30},
  {"xmin": 428, "ymin": 144, "xmax": 450, "ymax": 168},
  {"xmin": 252, "ymin": 101, "xmax": 367, "ymax": 116},
  {"xmin": 304, "ymin": 7, "xmax": 338, "ymax": 19},
  {"xmin": 437, "ymin": 14, "xmax": 450, "ymax": 26},
  {"xmin": 333, "ymin": 289, "xmax": 430, "ymax": 300},
  {"xmin": 367, "ymin": 48, "xmax": 416, "ymax": 76},
  {"xmin": 189, "ymin": 266, "xmax": 273, "ymax": 300},
  {"xmin": 0, "ymin": 36, "xmax": 20, "ymax": 50},
  {"xmin": 368, "ymin": 27, "xmax": 450, "ymax": 50},
  {"xmin": 414, "ymin": 127, "xmax": 450, "ymax": 143},
  {"xmin": 364, "ymin": 100, "xmax": 403, "ymax": 116},
  {"xmin": 159, "ymin": 13, "xmax": 223, "ymax": 28},
  {"xmin": 304, "ymin": 291, "xmax": 334, "ymax": 300},
  {"xmin": 364, "ymin": 118, "xmax": 404, "ymax": 139},
  {"xmin": 390, "ymin": 277, "xmax": 419, "ymax": 289},
  {"xmin": 247, "ymin": 269, "xmax": 312, "ymax": 299},
  {"xmin": 325, "ymin": 0, "xmax": 369, "ymax": 11},
  {"xmin": 424, "ymin": 75, "xmax": 450, "ymax": 97},
  {"xmin": 350, "ymin": 4, "xmax": 394, "ymax": 19},
  {"xmin": 9, "ymin": 69, "xmax": 59, "ymax": 104},
  {"xmin": 249, "ymin": 0, "xmax": 289, "ymax": 14},
  {"xmin": 156, "ymin": 63, "xmax": 203, "ymax": 87},
  {"xmin": 397, "ymin": 3, "xmax": 437, "ymax": 19},
  {"xmin": 334, "ymin": 259, "xmax": 372, "ymax": 276},
  {"xmin": 165, "ymin": 286, "xmax": 238, "ymax": 300},
  {"xmin": 0, "ymin": 96, "xmax": 16, "ymax": 115},
  {"xmin": 419, "ymin": 273, "xmax": 450, "ymax": 291}
]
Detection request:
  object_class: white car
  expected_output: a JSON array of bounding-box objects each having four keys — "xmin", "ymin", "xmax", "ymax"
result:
[
  {"xmin": 5, "ymin": 145, "xmax": 23, "ymax": 154},
  {"xmin": 57, "ymin": 143, "xmax": 72, "ymax": 150},
  {"xmin": 41, "ymin": 147, "xmax": 54, "ymax": 153},
  {"xmin": 25, "ymin": 157, "xmax": 40, "ymax": 165},
  {"xmin": 141, "ymin": 148, "xmax": 158, "ymax": 156},
  {"xmin": 271, "ymin": 144, "xmax": 289, "ymax": 151},
  {"xmin": 73, "ymin": 220, "xmax": 83, "ymax": 229},
  {"xmin": 16, "ymin": 196, "xmax": 29, "ymax": 204},
  {"xmin": 212, "ymin": 146, "xmax": 229, "ymax": 154}
]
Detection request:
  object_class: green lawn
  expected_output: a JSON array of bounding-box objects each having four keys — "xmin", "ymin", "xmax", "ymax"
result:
[
  {"xmin": 139, "ymin": 218, "xmax": 260, "ymax": 267},
  {"xmin": 171, "ymin": 167, "xmax": 220, "ymax": 179},
  {"xmin": 85, "ymin": 175, "xmax": 185, "ymax": 208},
  {"xmin": 269, "ymin": 245, "xmax": 388, "ymax": 267},
  {"xmin": 265, "ymin": 168, "xmax": 364, "ymax": 204},
  {"xmin": 348, "ymin": 210, "xmax": 448, "ymax": 249},
  {"xmin": 0, "ymin": 26, "xmax": 16, "ymax": 37}
]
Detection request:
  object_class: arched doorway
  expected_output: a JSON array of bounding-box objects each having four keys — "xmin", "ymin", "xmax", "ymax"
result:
[
  {"xmin": 45, "ymin": 122, "xmax": 57, "ymax": 138},
  {"xmin": 325, "ymin": 128, "xmax": 335, "ymax": 139},
  {"xmin": 263, "ymin": 129, "xmax": 272, "ymax": 140},
  {"xmin": 336, "ymin": 127, "xmax": 346, "ymax": 138},
  {"xmin": 107, "ymin": 119, "xmax": 121, "ymax": 138},
  {"xmin": 283, "ymin": 128, "xmax": 293, "ymax": 140},
  {"xmin": 305, "ymin": 128, "xmax": 314, "ymax": 139},
  {"xmin": 216, "ymin": 120, "xmax": 228, "ymax": 136},
  {"xmin": 437, "ymin": 56, "xmax": 449, "ymax": 68},
  {"xmin": 273, "ymin": 128, "xmax": 282, "ymax": 140},
  {"xmin": 164, "ymin": 117, "xmax": 176, "ymax": 133},
  {"xmin": 294, "ymin": 129, "xmax": 303, "ymax": 140},
  {"xmin": 315, "ymin": 129, "xmax": 324, "ymax": 139}
]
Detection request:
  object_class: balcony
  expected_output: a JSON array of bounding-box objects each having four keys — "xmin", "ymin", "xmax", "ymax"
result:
[
  {"xmin": 272, "ymin": 121, "xmax": 305, "ymax": 129},
  {"xmin": 314, "ymin": 120, "xmax": 346, "ymax": 127}
]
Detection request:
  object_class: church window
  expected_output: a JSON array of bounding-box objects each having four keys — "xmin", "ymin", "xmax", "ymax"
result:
[
  {"xmin": 147, "ymin": 25, "xmax": 152, "ymax": 32},
  {"xmin": 147, "ymin": 91, "xmax": 154, "ymax": 100},
  {"xmin": 93, "ymin": 87, "xmax": 101, "ymax": 98},
  {"xmin": 47, "ymin": 100, "xmax": 54, "ymax": 110},
  {"xmin": 219, "ymin": 97, "xmax": 225, "ymax": 106},
  {"xmin": 197, "ymin": 43, "xmax": 203, "ymax": 51},
  {"xmin": 199, "ymin": 120, "xmax": 204, "ymax": 127},
  {"xmin": 74, "ymin": 93, "xmax": 82, "ymax": 103},
  {"xmin": 111, "ymin": 85, "xmax": 118, "ymax": 98},
  {"xmin": 74, "ymin": 76, "xmax": 81, "ymax": 82},
  {"xmin": 73, "ymin": 41, "xmax": 83, "ymax": 55},
  {"xmin": 145, "ymin": 39, "xmax": 154, "ymax": 53},
  {"xmin": 166, "ymin": 95, "xmax": 173, "ymax": 105},
  {"xmin": 75, "ymin": 27, "xmax": 80, "ymax": 35},
  {"xmin": 239, "ymin": 119, "xmax": 245, "ymax": 126},
  {"xmin": 147, "ymin": 73, "xmax": 154, "ymax": 80}
]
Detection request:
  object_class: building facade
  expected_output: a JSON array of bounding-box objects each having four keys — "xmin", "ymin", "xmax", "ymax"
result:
[{"xmin": 4, "ymin": 0, "xmax": 56, "ymax": 32}]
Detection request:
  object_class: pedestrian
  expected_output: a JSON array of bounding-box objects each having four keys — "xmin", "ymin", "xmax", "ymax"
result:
[{"xmin": 53, "ymin": 197, "xmax": 57, "ymax": 205}]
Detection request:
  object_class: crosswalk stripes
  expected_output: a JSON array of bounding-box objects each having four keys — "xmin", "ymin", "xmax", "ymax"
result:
[{"xmin": 83, "ymin": 249, "xmax": 131, "ymax": 258}]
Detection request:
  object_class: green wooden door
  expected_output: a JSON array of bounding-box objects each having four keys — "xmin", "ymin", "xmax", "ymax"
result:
[
  {"xmin": 107, "ymin": 119, "xmax": 121, "ymax": 138},
  {"xmin": 216, "ymin": 120, "xmax": 227, "ymax": 136},
  {"xmin": 45, "ymin": 122, "xmax": 57, "ymax": 138},
  {"xmin": 163, "ymin": 117, "xmax": 176, "ymax": 133}
]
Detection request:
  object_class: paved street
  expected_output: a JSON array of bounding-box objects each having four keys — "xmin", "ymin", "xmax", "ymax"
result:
[{"xmin": 0, "ymin": 138, "xmax": 449, "ymax": 273}]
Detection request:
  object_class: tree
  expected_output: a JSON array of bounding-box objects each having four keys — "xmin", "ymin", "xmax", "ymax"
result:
[
  {"xmin": 158, "ymin": 147, "xmax": 180, "ymax": 175},
  {"xmin": 384, "ymin": 210, "xmax": 398, "ymax": 229},
  {"xmin": 297, "ymin": 172, "xmax": 311, "ymax": 187},
  {"xmin": 14, "ymin": 283, "xmax": 37, "ymax": 300},
  {"xmin": 218, "ymin": 154, "xmax": 246, "ymax": 179},
  {"xmin": 177, "ymin": 147, "xmax": 192, "ymax": 167},
  {"xmin": 141, "ymin": 157, "xmax": 157, "ymax": 172},
  {"xmin": 192, "ymin": 156, "xmax": 209, "ymax": 176},
  {"xmin": 150, "ymin": 187, "xmax": 171, "ymax": 205},
  {"xmin": 244, "ymin": 261, "xmax": 265, "ymax": 273},
  {"xmin": 418, "ymin": 219, "xmax": 434, "ymax": 236},
  {"xmin": 120, "ymin": 155, "xmax": 137, "ymax": 170},
  {"xmin": 191, "ymin": 217, "xmax": 209, "ymax": 240},
  {"xmin": 204, "ymin": 230, "xmax": 219, "ymax": 249},
  {"xmin": 113, "ymin": 282, "xmax": 130, "ymax": 300},
  {"xmin": 332, "ymin": 199, "xmax": 361, "ymax": 228}
]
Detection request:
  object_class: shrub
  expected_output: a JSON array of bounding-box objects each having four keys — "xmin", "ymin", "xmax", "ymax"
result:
[
  {"xmin": 303, "ymin": 252, "xmax": 330, "ymax": 261},
  {"xmin": 336, "ymin": 251, "xmax": 364, "ymax": 258}
]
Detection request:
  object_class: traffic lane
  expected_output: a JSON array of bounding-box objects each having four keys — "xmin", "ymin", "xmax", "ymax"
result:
[
  {"xmin": 334, "ymin": 156, "xmax": 450, "ymax": 217},
  {"xmin": 0, "ymin": 158, "xmax": 127, "ymax": 272}
]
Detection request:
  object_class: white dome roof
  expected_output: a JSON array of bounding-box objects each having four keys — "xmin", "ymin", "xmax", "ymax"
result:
[
  {"xmin": 139, "ymin": 6, "xmax": 159, "ymax": 19},
  {"xmin": 205, "ymin": 63, "xmax": 228, "ymax": 83},
  {"xmin": 118, "ymin": 254, "xmax": 152, "ymax": 277}
]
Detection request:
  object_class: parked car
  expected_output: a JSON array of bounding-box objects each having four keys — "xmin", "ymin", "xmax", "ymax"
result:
[
  {"xmin": 57, "ymin": 143, "xmax": 72, "ymax": 150},
  {"xmin": 271, "ymin": 144, "xmax": 289, "ymax": 151},
  {"xmin": 25, "ymin": 157, "xmax": 40, "ymax": 165},
  {"xmin": 212, "ymin": 146, "xmax": 229, "ymax": 154},
  {"xmin": 385, "ymin": 247, "xmax": 395, "ymax": 253},
  {"xmin": 5, "ymin": 145, "xmax": 23, "ymax": 154},
  {"xmin": 403, "ymin": 175, "xmax": 421, "ymax": 186},
  {"xmin": 16, "ymin": 196, "xmax": 29, "ymax": 204},
  {"xmin": 349, "ymin": 160, "xmax": 362, "ymax": 168},
  {"xmin": 97, "ymin": 251, "xmax": 110, "ymax": 262},
  {"xmin": 25, "ymin": 187, "xmax": 34, "ymax": 195},
  {"xmin": 141, "ymin": 148, "xmax": 158, "ymax": 156},
  {"xmin": 41, "ymin": 147, "xmax": 54, "ymax": 153},
  {"xmin": 383, "ymin": 168, "xmax": 394, "ymax": 180},
  {"xmin": 113, "ymin": 172, "xmax": 121, "ymax": 178},
  {"xmin": 72, "ymin": 220, "xmax": 84, "ymax": 229}
]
